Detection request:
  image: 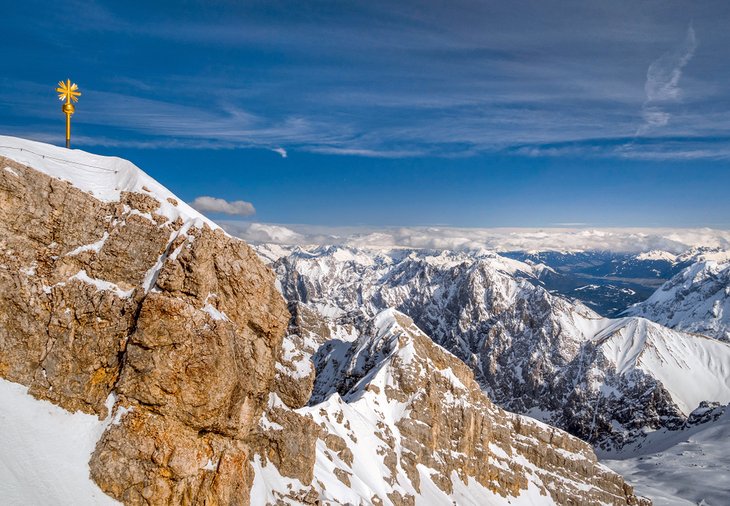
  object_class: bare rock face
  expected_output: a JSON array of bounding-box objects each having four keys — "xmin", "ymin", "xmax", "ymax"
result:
[
  {"xmin": 0, "ymin": 156, "xmax": 289, "ymax": 504},
  {"xmin": 90, "ymin": 407, "xmax": 254, "ymax": 505},
  {"xmin": 268, "ymin": 303, "xmax": 322, "ymax": 410}
]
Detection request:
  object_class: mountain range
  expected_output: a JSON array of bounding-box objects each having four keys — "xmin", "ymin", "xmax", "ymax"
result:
[
  {"xmin": 1, "ymin": 136, "xmax": 729, "ymax": 505},
  {"xmin": 625, "ymin": 254, "xmax": 730, "ymax": 341},
  {"xmin": 259, "ymin": 245, "xmax": 730, "ymax": 451}
]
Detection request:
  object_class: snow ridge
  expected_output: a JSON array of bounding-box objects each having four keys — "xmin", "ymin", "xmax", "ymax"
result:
[
  {"xmin": 626, "ymin": 259, "xmax": 730, "ymax": 341},
  {"xmin": 0, "ymin": 135, "xmax": 216, "ymax": 230}
]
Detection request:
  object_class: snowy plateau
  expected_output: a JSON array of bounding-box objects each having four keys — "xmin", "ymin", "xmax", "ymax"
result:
[{"xmin": 0, "ymin": 136, "xmax": 728, "ymax": 505}]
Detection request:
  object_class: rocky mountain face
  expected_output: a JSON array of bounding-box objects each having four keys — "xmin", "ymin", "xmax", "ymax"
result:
[
  {"xmin": 0, "ymin": 138, "xmax": 650, "ymax": 505},
  {"xmin": 254, "ymin": 309, "xmax": 649, "ymax": 505},
  {"xmin": 0, "ymin": 151, "xmax": 291, "ymax": 504},
  {"xmin": 262, "ymin": 245, "xmax": 730, "ymax": 451},
  {"xmin": 625, "ymin": 259, "xmax": 730, "ymax": 342}
]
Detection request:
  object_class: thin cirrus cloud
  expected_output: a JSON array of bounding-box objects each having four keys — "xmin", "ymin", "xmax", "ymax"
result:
[
  {"xmin": 191, "ymin": 196, "xmax": 256, "ymax": 217},
  {"xmin": 8, "ymin": 1, "xmax": 730, "ymax": 160},
  {"xmin": 638, "ymin": 24, "xmax": 698, "ymax": 135},
  {"xmin": 271, "ymin": 147, "xmax": 288, "ymax": 158}
]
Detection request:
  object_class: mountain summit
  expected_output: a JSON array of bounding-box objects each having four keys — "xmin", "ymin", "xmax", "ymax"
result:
[{"xmin": 626, "ymin": 258, "xmax": 730, "ymax": 342}]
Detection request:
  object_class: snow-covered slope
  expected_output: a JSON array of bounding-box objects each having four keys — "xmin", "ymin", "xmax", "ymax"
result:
[
  {"xmin": 593, "ymin": 318, "xmax": 730, "ymax": 415},
  {"xmin": 603, "ymin": 404, "xmax": 730, "ymax": 505},
  {"xmin": 0, "ymin": 134, "xmax": 215, "ymax": 229},
  {"xmin": 264, "ymin": 244, "xmax": 730, "ymax": 450},
  {"xmin": 0, "ymin": 379, "xmax": 118, "ymax": 505},
  {"xmin": 626, "ymin": 259, "xmax": 730, "ymax": 341}
]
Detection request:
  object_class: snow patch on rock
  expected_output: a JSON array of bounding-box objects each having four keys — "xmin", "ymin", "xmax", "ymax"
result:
[{"xmin": 0, "ymin": 378, "xmax": 119, "ymax": 505}]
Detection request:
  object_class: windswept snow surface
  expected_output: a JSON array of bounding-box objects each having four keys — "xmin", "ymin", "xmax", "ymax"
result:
[
  {"xmin": 0, "ymin": 135, "xmax": 216, "ymax": 230},
  {"xmin": 0, "ymin": 378, "xmax": 119, "ymax": 505},
  {"xmin": 603, "ymin": 407, "xmax": 730, "ymax": 505},
  {"xmin": 593, "ymin": 317, "xmax": 730, "ymax": 415}
]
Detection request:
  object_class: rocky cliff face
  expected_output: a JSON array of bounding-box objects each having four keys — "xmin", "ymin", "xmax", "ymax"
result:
[
  {"xmin": 0, "ymin": 152, "xmax": 290, "ymax": 504},
  {"xmin": 0, "ymin": 138, "xmax": 649, "ymax": 505},
  {"xmin": 253, "ymin": 309, "xmax": 649, "ymax": 505}
]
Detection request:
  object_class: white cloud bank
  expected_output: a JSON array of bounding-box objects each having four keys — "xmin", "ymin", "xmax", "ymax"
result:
[
  {"xmin": 191, "ymin": 196, "xmax": 256, "ymax": 216},
  {"xmin": 220, "ymin": 222, "xmax": 730, "ymax": 254}
]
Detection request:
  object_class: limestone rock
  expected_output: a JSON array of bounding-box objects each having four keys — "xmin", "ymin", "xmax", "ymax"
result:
[
  {"xmin": 90, "ymin": 406, "xmax": 253, "ymax": 505},
  {"xmin": 0, "ymin": 155, "xmax": 289, "ymax": 504}
]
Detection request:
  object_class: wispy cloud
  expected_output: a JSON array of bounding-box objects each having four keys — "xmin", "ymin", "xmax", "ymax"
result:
[
  {"xmin": 509, "ymin": 135, "xmax": 730, "ymax": 161},
  {"xmin": 7, "ymin": 2, "xmax": 730, "ymax": 160},
  {"xmin": 271, "ymin": 147, "xmax": 288, "ymax": 158},
  {"xmin": 638, "ymin": 24, "xmax": 698, "ymax": 135},
  {"xmin": 191, "ymin": 196, "xmax": 256, "ymax": 216}
]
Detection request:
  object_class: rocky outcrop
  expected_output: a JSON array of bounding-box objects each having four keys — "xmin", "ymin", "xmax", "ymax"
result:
[
  {"xmin": 0, "ymin": 155, "xmax": 289, "ymax": 504},
  {"xmin": 253, "ymin": 309, "xmax": 650, "ymax": 505}
]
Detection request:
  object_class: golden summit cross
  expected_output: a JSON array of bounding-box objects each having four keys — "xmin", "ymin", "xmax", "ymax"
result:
[{"xmin": 56, "ymin": 79, "xmax": 81, "ymax": 148}]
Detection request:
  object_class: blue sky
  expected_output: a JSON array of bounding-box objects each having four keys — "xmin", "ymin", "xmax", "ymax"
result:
[{"xmin": 3, "ymin": 0, "xmax": 730, "ymax": 228}]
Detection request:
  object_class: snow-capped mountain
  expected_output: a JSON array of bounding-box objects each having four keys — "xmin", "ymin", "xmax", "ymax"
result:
[
  {"xmin": 635, "ymin": 250, "xmax": 678, "ymax": 262},
  {"xmin": 503, "ymin": 250, "xmax": 682, "ymax": 316},
  {"xmin": 625, "ymin": 259, "xmax": 730, "ymax": 342},
  {"xmin": 253, "ymin": 309, "xmax": 649, "ymax": 505},
  {"xmin": 507, "ymin": 250, "xmax": 679, "ymax": 280},
  {"xmin": 675, "ymin": 246, "xmax": 730, "ymax": 265},
  {"xmin": 262, "ymin": 245, "xmax": 730, "ymax": 450}
]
